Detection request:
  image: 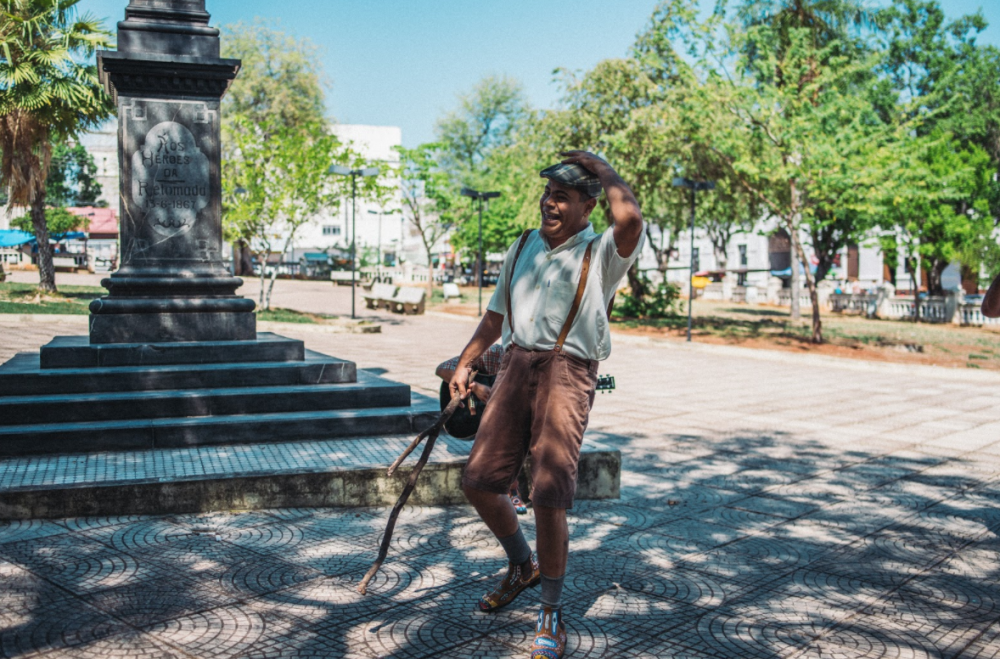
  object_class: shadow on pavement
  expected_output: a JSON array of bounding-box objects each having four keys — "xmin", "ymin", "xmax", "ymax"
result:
[{"xmin": 0, "ymin": 426, "xmax": 998, "ymax": 657}]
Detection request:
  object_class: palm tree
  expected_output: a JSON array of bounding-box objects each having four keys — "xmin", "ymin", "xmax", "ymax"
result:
[{"xmin": 0, "ymin": 0, "xmax": 113, "ymax": 292}]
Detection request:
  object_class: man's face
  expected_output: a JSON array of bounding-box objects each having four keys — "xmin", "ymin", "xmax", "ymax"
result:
[{"xmin": 539, "ymin": 179, "xmax": 597, "ymax": 246}]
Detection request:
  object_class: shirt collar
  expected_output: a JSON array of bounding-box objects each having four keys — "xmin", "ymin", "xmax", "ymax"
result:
[{"xmin": 540, "ymin": 223, "xmax": 597, "ymax": 254}]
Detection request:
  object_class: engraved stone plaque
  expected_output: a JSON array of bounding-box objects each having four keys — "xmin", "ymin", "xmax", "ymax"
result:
[
  {"xmin": 119, "ymin": 98, "xmax": 222, "ymax": 272},
  {"xmin": 131, "ymin": 121, "xmax": 210, "ymax": 239}
]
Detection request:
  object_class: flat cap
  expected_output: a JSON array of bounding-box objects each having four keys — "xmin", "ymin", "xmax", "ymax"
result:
[{"xmin": 540, "ymin": 162, "xmax": 602, "ymax": 199}]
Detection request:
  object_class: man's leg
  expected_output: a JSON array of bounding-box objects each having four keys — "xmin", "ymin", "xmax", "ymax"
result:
[
  {"xmin": 463, "ymin": 485, "xmax": 519, "ymax": 540},
  {"xmin": 534, "ymin": 503, "xmax": 568, "ymax": 608}
]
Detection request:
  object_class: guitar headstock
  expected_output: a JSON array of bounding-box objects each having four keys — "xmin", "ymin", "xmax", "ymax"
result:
[{"xmin": 596, "ymin": 374, "xmax": 616, "ymax": 393}]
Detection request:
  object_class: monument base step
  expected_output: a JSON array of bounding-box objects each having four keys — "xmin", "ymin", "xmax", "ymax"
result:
[
  {"xmin": 0, "ymin": 401, "xmax": 440, "ymax": 457},
  {"xmin": 0, "ymin": 435, "xmax": 621, "ymax": 519}
]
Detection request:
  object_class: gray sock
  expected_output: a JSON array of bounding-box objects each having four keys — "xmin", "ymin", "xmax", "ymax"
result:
[
  {"xmin": 497, "ymin": 527, "xmax": 531, "ymax": 567},
  {"xmin": 540, "ymin": 573, "xmax": 565, "ymax": 609}
]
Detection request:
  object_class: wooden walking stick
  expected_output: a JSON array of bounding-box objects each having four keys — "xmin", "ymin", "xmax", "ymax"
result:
[{"xmin": 357, "ymin": 371, "xmax": 477, "ymax": 595}]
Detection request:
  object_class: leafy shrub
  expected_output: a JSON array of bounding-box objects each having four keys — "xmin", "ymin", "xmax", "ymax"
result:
[{"xmin": 613, "ymin": 277, "xmax": 680, "ymax": 319}]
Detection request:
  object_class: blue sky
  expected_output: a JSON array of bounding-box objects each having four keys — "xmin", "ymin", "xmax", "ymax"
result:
[{"xmin": 79, "ymin": 1, "xmax": 999, "ymax": 148}]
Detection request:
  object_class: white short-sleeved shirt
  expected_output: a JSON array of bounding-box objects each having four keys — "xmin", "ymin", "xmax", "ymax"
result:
[{"xmin": 487, "ymin": 223, "xmax": 645, "ymax": 361}]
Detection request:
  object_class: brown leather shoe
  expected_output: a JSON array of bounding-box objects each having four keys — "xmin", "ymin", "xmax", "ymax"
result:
[
  {"xmin": 530, "ymin": 606, "xmax": 567, "ymax": 658},
  {"xmin": 477, "ymin": 557, "xmax": 540, "ymax": 612}
]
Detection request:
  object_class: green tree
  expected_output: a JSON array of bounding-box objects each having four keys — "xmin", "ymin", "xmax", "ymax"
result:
[
  {"xmin": 883, "ymin": 132, "xmax": 994, "ymax": 295},
  {"xmin": 46, "ymin": 138, "xmax": 102, "ymax": 207},
  {"xmin": 219, "ymin": 20, "xmax": 327, "ymax": 131},
  {"xmin": 11, "ymin": 205, "xmax": 86, "ymax": 235},
  {"xmin": 0, "ymin": 0, "xmax": 114, "ymax": 292},
  {"xmin": 223, "ymin": 118, "xmax": 369, "ymax": 310},
  {"xmin": 682, "ymin": 20, "xmax": 896, "ymax": 343},
  {"xmin": 395, "ymin": 143, "xmax": 460, "ymax": 297},
  {"xmin": 435, "ymin": 74, "xmax": 529, "ymax": 182}
]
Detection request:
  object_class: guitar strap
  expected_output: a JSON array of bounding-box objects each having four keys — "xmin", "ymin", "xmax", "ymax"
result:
[{"xmin": 504, "ymin": 231, "xmax": 614, "ymax": 354}]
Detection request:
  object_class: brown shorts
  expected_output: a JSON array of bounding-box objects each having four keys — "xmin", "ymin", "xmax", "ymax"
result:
[{"xmin": 462, "ymin": 344, "xmax": 598, "ymax": 509}]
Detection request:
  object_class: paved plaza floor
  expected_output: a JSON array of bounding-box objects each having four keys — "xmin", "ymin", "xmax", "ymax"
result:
[{"xmin": 2, "ymin": 277, "xmax": 1000, "ymax": 658}]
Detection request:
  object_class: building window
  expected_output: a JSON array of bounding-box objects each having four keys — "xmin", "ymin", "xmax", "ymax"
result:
[
  {"xmin": 738, "ymin": 244, "xmax": 748, "ymax": 267},
  {"xmin": 322, "ymin": 225, "xmax": 341, "ymax": 236},
  {"xmin": 692, "ymin": 247, "xmax": 700, "ymax": 274}
]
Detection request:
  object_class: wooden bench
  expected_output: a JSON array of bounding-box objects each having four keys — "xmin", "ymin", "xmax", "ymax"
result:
[
  {"xmin": 363, "ymin": 282, "xmax": 398, "ymax": 310},
  {"xmin": 391, "ymin": 287, "xmax": 426, "ymax": 315}
]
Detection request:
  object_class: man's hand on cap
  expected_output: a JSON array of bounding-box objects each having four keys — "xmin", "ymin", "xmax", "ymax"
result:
[{"xmin": 560, "ymin": 150, "xmax": 611, "ymax": 176}]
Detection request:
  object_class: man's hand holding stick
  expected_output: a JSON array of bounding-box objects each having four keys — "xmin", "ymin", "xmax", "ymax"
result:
[{"xmin": 357, "ymin": 370, "xmax": 478, "ymax": 595}]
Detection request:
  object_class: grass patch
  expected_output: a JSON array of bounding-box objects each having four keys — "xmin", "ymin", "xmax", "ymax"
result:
[
  {"xmin": 0, "ymin": 282, "xmax": 103, "ymax": 314},
  {"xmin": 256, "ymin": 307, "xmax": 317, "ymax": 323},
  {"xmin": 256, "ymin": 307, "xmax": 319, "ymax": 324}
]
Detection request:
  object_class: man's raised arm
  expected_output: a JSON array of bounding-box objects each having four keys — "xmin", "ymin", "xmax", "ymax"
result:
[{"xmin": 560, "ymin": 150, "xmax": 644, "ymax": 257}]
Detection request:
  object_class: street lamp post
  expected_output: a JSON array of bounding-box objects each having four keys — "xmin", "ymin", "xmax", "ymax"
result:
[
  {"xmin": 330, "ymin": 165, "xmax": 379, "ymax": 318},
  {"xmin": 367, "ymin": 209, "xmax": 384, "ymax": 282},
  {"xmin": 460, "ymin": 187, "xmax": 501, "ymax": 316},
  {"xmin": 672, "ymin": 177, "xmax": 716, "ymax": 342}
]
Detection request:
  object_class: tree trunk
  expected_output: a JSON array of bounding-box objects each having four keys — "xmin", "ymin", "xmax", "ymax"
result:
[
  {"xmin": 265, "ymin": 235, "xmax": 295, "ymax": 312},
  {"xmin": 927, "ymin": 259, "xmax": 947, "ymax": 296},
  {"xmin": 257, "ymin": 249, "xmax": 270, "ymax": 309},
  {"xmin": 791, "ymin": 224, "xmax": 822, "ymax": 344},
  {"xmin": 264, "ymin": 267, "xmax": 278, "ymax": 311},
  {"xmin": 789, "ymin": 222, "xmax": 800, "ymax": 322},
  {"xmin": 30, "ymin": 194, "xmax": 57, "ymax": 293},
  {"xmin": 626, "ymin": 262, "xmax": 648, "ymax": 299}
]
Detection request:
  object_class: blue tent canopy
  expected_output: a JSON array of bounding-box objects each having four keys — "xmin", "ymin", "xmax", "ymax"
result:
[
  {"xmin": 0, "ymin": 230, "xmax": 34, "ymax": 248},
  {"xmin": 0, "ymin": 230, "xmax": 86, "ymax": 248},
  {"xmin": 770, "ymin": 262, "xmax": 818, "ymax": 278}
]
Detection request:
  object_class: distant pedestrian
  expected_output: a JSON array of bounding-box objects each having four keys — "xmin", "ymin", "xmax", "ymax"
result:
[{"xmin": 983, "ymin": 273, "xmax": 1000, "ymax": 318}]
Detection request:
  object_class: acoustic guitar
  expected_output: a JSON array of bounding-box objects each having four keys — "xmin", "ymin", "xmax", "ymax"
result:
[{"xmin": 439, "ymin": 373, "xmax": 616, "ymax": 440}]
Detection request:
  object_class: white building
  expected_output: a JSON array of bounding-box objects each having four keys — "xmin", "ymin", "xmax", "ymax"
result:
[{"xmin": 290, "ymin": 124, "xmax": 419, "ymax": 270}]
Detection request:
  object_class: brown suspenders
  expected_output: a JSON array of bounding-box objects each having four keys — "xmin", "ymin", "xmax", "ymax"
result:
[{"xmin": 504, "ymin": 230, "xmax": 611, "ymax": 353}]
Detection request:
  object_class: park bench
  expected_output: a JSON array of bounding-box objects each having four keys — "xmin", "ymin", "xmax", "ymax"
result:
[
  {"xmin": 442, "ymin": 282, "xmax": 462, "ymax": 300},
  {"xmin": 363, "ymin": 282, "xmax": 398, "ymax": 310},
  {"xmin": 391, "ymin": 287, "xmax": 426, "ymax": 315}
]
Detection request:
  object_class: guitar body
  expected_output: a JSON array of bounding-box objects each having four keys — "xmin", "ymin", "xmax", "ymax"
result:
[
  {"xmin": 438, "ymin": 373, "xmax": 497, "ymax": 440},
  {"xmin": 439, "ymin": 373, "xmax": 616, "ymax": 440}
]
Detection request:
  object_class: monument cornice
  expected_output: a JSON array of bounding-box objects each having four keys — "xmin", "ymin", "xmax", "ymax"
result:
[{"xmin": 97, "ymin": 50, "xmax": 240, "ymax": 102}]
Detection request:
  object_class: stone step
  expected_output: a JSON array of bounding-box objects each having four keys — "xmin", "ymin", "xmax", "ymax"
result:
[
  {"xmin": 0, "ymin": 403, "xmax": 440, "ymax": 457},
  {"xmin": 0, "ymin": 372, "xmax": 411, "ymax": 426},
  {"xmin": 0, "ymin": 435, "xmax": 621, "ymax": 519},
  {"xmin": 0, "ymin": 349, "xmax": 356, "ymax": 397},
  {"xmin": 39, "ymin": 332, "xmax": 304, "ymax": 369}
]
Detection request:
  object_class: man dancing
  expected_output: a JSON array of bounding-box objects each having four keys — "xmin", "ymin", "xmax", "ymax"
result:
[{"xmin": 450, "ymin": 151, "xmax": 644, "ymax": 658}]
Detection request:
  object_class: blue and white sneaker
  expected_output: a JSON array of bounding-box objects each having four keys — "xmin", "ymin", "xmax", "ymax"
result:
[{"xmin": 530, "ymin": 606, "xmax": 567, "ymax": 658}]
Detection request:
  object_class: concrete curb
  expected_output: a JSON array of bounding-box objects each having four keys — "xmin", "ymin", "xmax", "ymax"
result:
[{"xmin": 610, "ymin": 330, "xmax": 1000, "ymax": 383}]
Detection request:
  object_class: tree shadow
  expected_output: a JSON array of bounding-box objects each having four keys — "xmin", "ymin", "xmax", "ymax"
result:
[{"xmin": 1, "ymin": 424, "xmax": 998, "ymax": 657}]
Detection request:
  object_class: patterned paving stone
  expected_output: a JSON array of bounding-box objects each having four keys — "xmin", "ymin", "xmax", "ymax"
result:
[
  {"xmin": 0, "ymin": 519, "xmax": 66, "ymax": 545},
  {"xmin": 960, "ymin": 623, "xmax": 1000, "ymax": 659},
  {"xmin": 338, "ymin": 607, "xmax": 482, "ymax": 659},
  {"xmin": 38, "ymin": 631, "xmax": 185, "ymax": 658},
  {"xmin": 145, "ymin": 603, "xmax": 274, "ymax": 658},
  {"xmin": 0, "ymin": 533, "xmax": 141, "ymax": 596},
  {"xmin": 81, "ymin": 573, "xmax": 240, "ymax": 628},
  {"xmin": 680, "ymin": 536, "xmax": 826, "ymax": 586},
  {"xmin": 692, "ymin": 607, "xmax": 817, "ymax": 659},
  {"xmin": 684, "ymin": 505, "xmax": 786, "ymax": 534},
  {"xmin": 55, "ymin": 515, "xmax": 156, "ymax": 533},
  {"xmin": 795, "ymin": 623, "xmax": 948, "ymax": 659},
  {"xmin": 6, "ymin": 311, "xmax": 1000, "ymax": 657},
  {"xmin": 0, "ymin": 597, "xmax": 126, "ymax": 659},
  {"xmin": 485, "ymin": 588, "xmax": 701, "ymax": 659},
  {"xmin": 728, "ymin": 494, "xmax": 820, "ymax": 519},
  {"xmin": 80, "ymin": 518, "xmax": 191, "ymax": 553}
]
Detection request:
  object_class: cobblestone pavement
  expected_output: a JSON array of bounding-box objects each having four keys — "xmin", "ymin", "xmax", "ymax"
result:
[{"xmin": 3, "ymin": 278, "xmax": 1000, "ymax": 658}]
